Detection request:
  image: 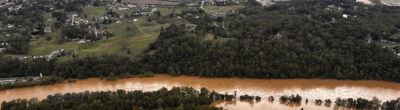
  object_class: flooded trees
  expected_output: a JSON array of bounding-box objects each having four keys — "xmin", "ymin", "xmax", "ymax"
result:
[
  {"xmin": 1, "ymin": 87, "xmax": 222, "ymax": 110},
  {"xmin": 280, "ymin": 94, "xmax": 302, "ymax": 103},
  {"xmin": 382, "ymin": 98, "xmax": 400, "ymax": 110},
  {"xmin": 335, "ymin": 97, "xmax": 382, "ymax": 109},
  {"xmin": 268, "ymin": 96, "xmax": 274, "ymax": 101},
  {"xmin": 239, "ymin": 95, "xmax": 255, "ymax": 101},
  {"xmin": 315, "ymin": 99, "xmax": 323, "ymax": 105},
  {"xmin": 325, "ymin": 99, "xmax": 332, "ymax": 105}
]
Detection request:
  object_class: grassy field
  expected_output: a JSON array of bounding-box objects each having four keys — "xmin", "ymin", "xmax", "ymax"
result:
[
  {"xmin": 157, "ymin": 7, "xmax": 184, "ymax": 16},
  {"xmin": 29, "ymin": 31, "xmax": 76, "ymax": 56},
  {"xmin": 82, "ymin": 7, "xmax": 106, "ymax": 18},
  {"xmin": 68, "ymin": 16, "xmax": 167, "ymax": 58},
  {"xmin": 43, "ymin": 12, "xmax": 56, "ymax": 25},
  {"xmin": 203, "ymin": 5, "xmax": 245, "ymax": 15}
]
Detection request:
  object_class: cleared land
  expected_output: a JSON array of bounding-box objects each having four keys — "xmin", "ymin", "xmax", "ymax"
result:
[{"xmin": 203, "ymin": 5, "xmax": 245, "ymax": 15}]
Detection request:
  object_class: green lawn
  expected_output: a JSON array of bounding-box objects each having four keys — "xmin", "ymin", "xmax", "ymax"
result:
[
  {"xmin": 83, "ymin": 7, "xmax": 106, "ymax": 18},
  {"xmin": 203, "ymin": 5, "xmax": 245, "ymax": 15},
  {"xmin": 43, "ymin": 13, "xmax": 55, "ymax": 25},
  {"xmin": 157, "ymin": 7, "xmax": 184, "ymax": 16},
  {"xmin": 29, "ymin": 31, "xmax": 76, "ymax": 56},
  {"xmin": 75, "ymin": 16, "xmax": 170, "ymax": 58}
]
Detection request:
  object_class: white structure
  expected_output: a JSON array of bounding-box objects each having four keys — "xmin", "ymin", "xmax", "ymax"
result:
[{"xmin": 343, "ymin": 14, "xmax": 348, "ymax": 19}]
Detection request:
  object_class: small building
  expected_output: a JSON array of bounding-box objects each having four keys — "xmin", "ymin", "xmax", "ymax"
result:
[
  {"xmin": 343, "ymin": 14, "xmax": 348, "ymax": 19},
  {"xmin": 44, "ymin": 26, "xmax": 52, "ymax": 33}
]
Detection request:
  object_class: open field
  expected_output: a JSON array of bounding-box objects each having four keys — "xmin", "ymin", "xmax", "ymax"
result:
[
  {"xmin": 76, "ymin": 18, "xmax": 163, "ymax": 58},
  {"xmin": 203, "ymin": 5, "xmax": 245, "ymax": 15},
  {"xmin": 82, "ymin": 7, "xmax": 106, "ymax": 18},
  {"xmin": 29, "ymin": 31, "xmax": 76, "ymax": 56},
  {"xmin": 157, "ymin": 7, "xmax": 184, "ymax": 16}
]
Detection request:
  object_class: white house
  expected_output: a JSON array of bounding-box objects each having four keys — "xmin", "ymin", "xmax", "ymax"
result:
[{"xmin": 343, "ymin": 14, "xmax": 348, "ymax": 19}]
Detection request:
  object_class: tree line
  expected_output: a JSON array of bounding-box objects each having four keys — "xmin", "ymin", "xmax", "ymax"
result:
[
  {"xmin": 2, "ymin": 89, "xmax": 399, "ymax": 110},
  {"xmin": 1, "ymin": 87, "xmax": 222, "ymax": 110}
]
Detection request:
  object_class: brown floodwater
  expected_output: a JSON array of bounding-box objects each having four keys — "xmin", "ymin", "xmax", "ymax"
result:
[{"xmin": 1, "ymin": 74, "xmax": 400, "ymax": 110}]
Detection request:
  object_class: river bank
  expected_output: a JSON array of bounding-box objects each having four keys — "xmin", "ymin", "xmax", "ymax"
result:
[{"xmin": 1, "ymin": 74, "xmax": 400, "ymax": 110}]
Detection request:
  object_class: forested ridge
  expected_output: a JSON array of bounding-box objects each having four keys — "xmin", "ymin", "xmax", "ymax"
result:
[{"xmin": 1, "ymin": 0, "xmax": 400, "ymax": 82}]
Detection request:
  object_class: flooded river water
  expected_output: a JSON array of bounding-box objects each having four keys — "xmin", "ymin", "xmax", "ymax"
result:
[{"xmin": 1, "ymin": 74, "xmax": 400, "ymax": 110}]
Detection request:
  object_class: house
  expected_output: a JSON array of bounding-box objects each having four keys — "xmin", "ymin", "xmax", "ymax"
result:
[{"xmin": 44, "ymin": 26, "xmax": 52, "ymax": 33}]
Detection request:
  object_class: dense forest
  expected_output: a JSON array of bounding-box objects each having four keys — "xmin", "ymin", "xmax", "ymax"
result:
[
  {"xmin": 1, "ymin": 0, "xmax": 400, "ymax": 82},
  {"xmin": 143, "ymin": 0, "xmax": 400, "ymax": 81},
  {"xmin": 1, "ymin": 87, "xmax": 222, "ymax": 110}
]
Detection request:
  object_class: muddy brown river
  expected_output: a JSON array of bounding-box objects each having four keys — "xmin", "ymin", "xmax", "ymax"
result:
[{"xmin": 1, "ymin": 74, "xmax": 400, "ymax": 110}]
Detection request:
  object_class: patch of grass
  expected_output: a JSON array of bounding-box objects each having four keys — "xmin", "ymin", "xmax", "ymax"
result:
[
  {"xmin": 76, "ymin": 16, "xmax": 165, "ymax": 57},
  {"xmin": 29, "ymin": 31, "xmax": 77, "ymax": 56},
  {"xmin": 203, "ymin": 5, "xmax": 245, "ymax": 15},
  {"xmin": 114, "ymin": 10, "xmax": 131, "ymax": 17},
  {"xmin": 110, "ymin": 21, "xmax": 142, "ymax": 37},
  {"xmin": 203, "ymin": 33, "xmax": 229, "ymax": 46},
  {"xmin": 157, "ymin": 7, "xmax": 184, "ymax": 16},
  {"xmin": 43, "ymin": 12, "xmax": 55, "ymax": 25},
  {"xmin": 83, "ymin": 7, "xmax": 106, "ymax": 18}
]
